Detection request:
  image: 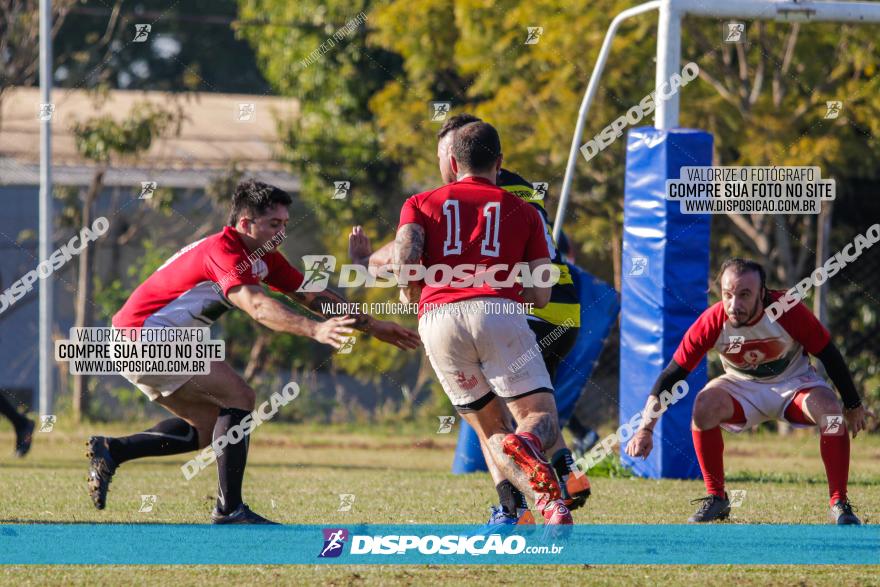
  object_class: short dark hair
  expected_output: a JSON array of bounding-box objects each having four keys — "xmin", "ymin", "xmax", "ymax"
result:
[
  {"xmin": 228, "ymin": 179, "xmax": 292, "ymax": 226},
  {"xmin": 437, "ymin": 113, "xmax": 482, "ymax": 139},
  {"xmin": 450, "ymin": 121, "xmax": 502, "ymax": 173},
  {"xmin": 716, "ymin": 257, "xmax": 767, "ymax": 291}
]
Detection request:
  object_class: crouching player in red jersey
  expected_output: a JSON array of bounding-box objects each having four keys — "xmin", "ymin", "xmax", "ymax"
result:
[{"xmin": 626, "ymin": 258, "xmax": 873, "ymax": 524}]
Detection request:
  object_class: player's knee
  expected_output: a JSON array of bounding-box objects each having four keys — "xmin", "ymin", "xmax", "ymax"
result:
[
  {"xmin": 236, "ymin": 386, "xmax": 257, "ymax": 411},
  {"xmin": 807, "ymin": 388, "xmax": 842, "ymax": 418},
  {"xmin": 487, "ymin": 432, "xmax": 508, "ymax": 454},
  {"xmin": 692, "ymin": 390, "xmax": 726, "ymax": 430},
  {"xmin": 180, "ymin": 413, "xmax": 216, "ymax": 449}
]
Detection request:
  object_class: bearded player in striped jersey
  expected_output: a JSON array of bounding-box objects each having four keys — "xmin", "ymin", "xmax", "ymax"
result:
[{"xmin": 626, "ymin": 258, "xmax": 873, "ymax": 524}]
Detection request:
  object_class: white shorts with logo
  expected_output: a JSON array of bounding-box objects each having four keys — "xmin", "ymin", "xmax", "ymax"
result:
[
  {"xmin": 417, "ymin": 298, "xmax": 553, "ymax": 407},
  {"xmin": 707, "ymin": 369, "xmax": 833, "ymax": 433},
  {"xmin": 115, "ymin": 316, "xmax": 195, "ymax": 401}
]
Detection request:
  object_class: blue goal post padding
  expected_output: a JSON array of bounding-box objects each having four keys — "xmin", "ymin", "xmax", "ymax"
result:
[
  {"xmin": 619, "ymin": 127, "xmax": 712, "ymax": 480},
  {"xmin": 452, "ymin": 266, "xmax": 620, "ymax": 474}
]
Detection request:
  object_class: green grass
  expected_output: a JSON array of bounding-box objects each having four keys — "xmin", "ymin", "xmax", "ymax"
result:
[{"xmin": 0, "ymin": 422, "xmax": 878, "ymax": 584}]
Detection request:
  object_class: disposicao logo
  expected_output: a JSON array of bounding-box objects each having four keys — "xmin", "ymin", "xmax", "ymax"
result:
[{"xmin": 319, "ymin": 528, "xmax": 348, "ymax": 558}]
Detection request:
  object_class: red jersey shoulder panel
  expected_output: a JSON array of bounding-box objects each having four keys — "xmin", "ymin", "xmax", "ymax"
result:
[
  {"xmin": 673, "ymin": 301, "xmax": 728, "ymax": 371},
  {"xmin": 768, "ymin": 290, "xmax": 831, "ymax": 354},
  {"xmin": 264, "ymin": 251, "xmax": 305, "ymax": 293}
]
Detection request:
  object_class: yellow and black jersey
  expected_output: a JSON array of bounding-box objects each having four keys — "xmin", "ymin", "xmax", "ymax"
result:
[{"xmin": 496, "ymin": 168, "xmax": 581, "ymax": 327}]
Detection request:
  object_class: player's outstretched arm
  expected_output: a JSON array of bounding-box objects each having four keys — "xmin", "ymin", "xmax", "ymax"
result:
[
  {"xmin": 288, "ymin": 287, "xmax": 421, "ymax": 351},
  {"xmin": 626, "ymin": 396, "xmax": 659, "ymax": 459},
  {"xmin": 815, "ymin": 341, "xmax": 875, "ymax": 437},
  {"xmin": 348, "ymin": 226, "xmax": 395, "ymax": 276},
  {"xmin": 625, "ymin": 359, "xmax": 692, "ymax": 458},
  {"xmin": 369, "ymin": 241, "xmax": 395, "ymax": 274},
  {"xmin": 227, "ymin": 284, "xmax": 356, "ymax": 350}
]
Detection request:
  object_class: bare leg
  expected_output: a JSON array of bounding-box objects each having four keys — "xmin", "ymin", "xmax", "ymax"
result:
[
  {"xmin": 505, "ymin": 391, "xmax": 560, "ymax": 450},
  {"xmin": 459, "ymin": 398, "xmax": 541, "ymax": 504}
]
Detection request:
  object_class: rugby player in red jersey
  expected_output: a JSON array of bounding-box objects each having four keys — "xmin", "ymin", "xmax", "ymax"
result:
[
  {"xmin": 87, "ymin": 180, "xmax": 420, "ymax": 524},
  {"xmin": 349, "ymin": 114, "xmax": 590, "ymax": 527},
  {"xmin": 625, "ymin": 258, "xmax": 873, "ymax": 524},
  {"xmin": 393, "ymin": 121, "xmax": 573, "ymax": 525}
]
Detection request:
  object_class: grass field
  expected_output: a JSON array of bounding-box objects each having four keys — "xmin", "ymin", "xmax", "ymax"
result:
[{"xmin": 1, "ymin": 421, "xmax": 878, "ymax": 585}]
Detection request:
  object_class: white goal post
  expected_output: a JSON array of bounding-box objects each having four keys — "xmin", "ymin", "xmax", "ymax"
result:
[{"xmin": 553, "ymin": 0, "xmax": 880, "ymax": 241}]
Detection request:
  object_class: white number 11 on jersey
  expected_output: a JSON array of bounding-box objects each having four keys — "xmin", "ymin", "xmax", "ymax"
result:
[{"xmin": 442, "ymin": 200, "xmax": 501, "ymax": 257}]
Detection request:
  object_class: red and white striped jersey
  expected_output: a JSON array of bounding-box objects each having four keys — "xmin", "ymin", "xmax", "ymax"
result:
[{"xmin": 112, "ymin": 227, "xmax": 303, "ymax": 328}]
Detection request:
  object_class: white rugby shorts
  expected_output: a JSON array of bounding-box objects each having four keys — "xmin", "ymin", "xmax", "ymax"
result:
[{"xmin": 417, "ymin": 298, "xmax": 552, "ymax": 407}]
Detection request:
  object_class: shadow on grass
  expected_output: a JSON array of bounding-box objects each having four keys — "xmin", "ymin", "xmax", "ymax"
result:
[
  {"xmin": 0, "ymin": 520, "xmax": 209, "ymax": 525},
  {"xmin": 0, "ymin": 460, "xmax": 432, "ymax": 474},
  {"xmin": 726, "ymin": 471, "xmax": 880, "ymax": 485}
]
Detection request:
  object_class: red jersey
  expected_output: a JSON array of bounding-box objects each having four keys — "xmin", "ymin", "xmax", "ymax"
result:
[
  {"xmin": 113, "ymin": 227, "xmax": 303, "ymax": 328},
  {"xmin": 673, "ymin": 290, "xmax": 830, "ymax": 382},
  {"xmin": 397, "ymin": 176, "xmax": 550, "ymax": 317}
]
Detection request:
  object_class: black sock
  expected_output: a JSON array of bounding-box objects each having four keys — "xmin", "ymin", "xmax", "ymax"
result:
[
  {"xmin": 496, "ymin": 480, "xmax": 527, "ymax": 515},
  {"xmin": 568, "ymin": 414, "xmax": 588, "ymax": 438},
  {"xmin": 0, "ymin": 394, "xmax": 28, "ymax": 429},
  {"xmin": 108, "ymin": 418, "xmax": 200, "ymax": 465},
  {"xmin": 551, "ymin": 448, "xmax": 575, "ymax": 481},
  {"xmin": 214, "ymin": 407, "xmax": 250, "ymax": 515}
]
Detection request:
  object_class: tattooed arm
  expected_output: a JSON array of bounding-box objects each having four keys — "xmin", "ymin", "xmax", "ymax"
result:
[{"xmin": 393, "ymin": 223, "xmax": 425, "ymax": 304}]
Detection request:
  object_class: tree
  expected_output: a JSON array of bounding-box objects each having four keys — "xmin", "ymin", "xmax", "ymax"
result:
[
  {"xmin": 53, "ymin": 0, "xmax": 269, "ymax": 93},
  {"xmin": 0, "ymin": 0, "xmax": 78, "ymax": 132},
  {"xmin": 68, "ymin": 100, "xmax": 182, "ymax": 421},
  {"xmin": 237, "ymin": 0, "xmax": 433, "ymax": 411}
]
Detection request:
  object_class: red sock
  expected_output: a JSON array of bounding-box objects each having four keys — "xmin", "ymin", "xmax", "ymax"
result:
[
  {"xmin": 692, "ymin": 427, "xmax": 725, "ymax": 497},
  {"xmin": 820, "ymin": 429, "xmax": 850, "ymax": 505}
]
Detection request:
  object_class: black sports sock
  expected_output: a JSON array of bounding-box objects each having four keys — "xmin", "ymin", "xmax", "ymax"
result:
[
  {"xmin": 214, "ymin": 407, "xmax": 250, "ymax": 515},
  {"xmin": 551, "ymin": 448, "xmax": 575, "ymax": 481},
  {"xmin": 108, "ymin": 418, "xmax": 200, "ymax": 465},
  {"xmin": 496, "ymin": 480, "xmax": 527, "ymax": 515},
  {"xmin": 0, "ymin": 394, "xmax": 28, "ymax": 429},
  {"xmin": 567, "ymin": 414, "xmax": 588, "ymax": 438}
]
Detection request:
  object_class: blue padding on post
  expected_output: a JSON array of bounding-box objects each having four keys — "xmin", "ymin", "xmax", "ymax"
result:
[
  {"xmin": 452, "ymin": 267, "xmax": 620, "ymax": 474},
  {"xmin": 619, "ymin": 127, "xmax": 712, "ymax": 480}
]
